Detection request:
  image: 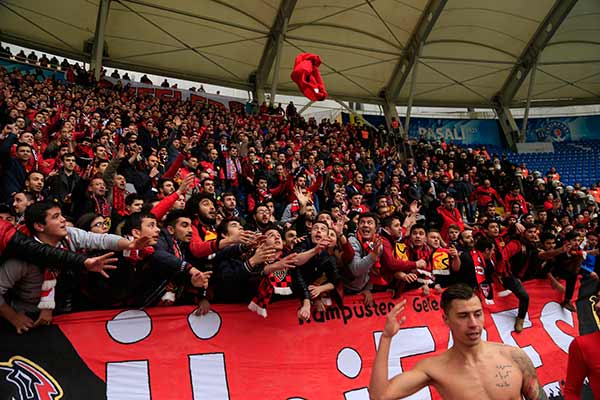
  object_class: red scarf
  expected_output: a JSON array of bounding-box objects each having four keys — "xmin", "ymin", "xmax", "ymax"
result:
[
  {"xmin": 112, "ymin": 187, "xmax": 127, "ymax": 217},
  {"xmin": 358, "ymin": 232, "xmax": 385, "ymax": 286}
]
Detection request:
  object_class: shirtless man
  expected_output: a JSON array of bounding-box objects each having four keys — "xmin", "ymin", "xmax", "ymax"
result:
[{"xmin": 369, "ymin": 284, "xmax": 547, "ymax": 400}]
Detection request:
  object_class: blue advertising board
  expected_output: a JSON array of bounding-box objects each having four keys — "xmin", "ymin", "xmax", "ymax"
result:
[
  {"xmin": 343, "ymin": 112, "xmax": 600, "ymax": 146},
  {"xmin": 341, "ymin": 113, "xmax": 504, "ymax": 146},
  {"xmin": 519, "ymin": 115, "xmax": 600, "ymax": 143}
]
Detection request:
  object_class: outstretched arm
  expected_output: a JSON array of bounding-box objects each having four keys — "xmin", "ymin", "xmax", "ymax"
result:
[
  {"xmin": 510, "ymin": 348, "xmax": 548, "ymax": 400},
  {"xmin": 369, "ymin": 300, "xmax": 431, "ymax": 400}
]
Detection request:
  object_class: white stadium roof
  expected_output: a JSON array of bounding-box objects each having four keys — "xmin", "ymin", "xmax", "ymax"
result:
[{"xmin": 0, "ymin": 0, "xmax": 599, "ymax": 108}]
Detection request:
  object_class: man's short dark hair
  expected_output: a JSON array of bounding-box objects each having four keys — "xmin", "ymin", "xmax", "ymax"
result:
[
  {"xmin": 254, "ymin": 202, "xmax": 270, "ymax": 215},
  {"xmin": 164, "ymin": 209, "xmax": 191, "ymax": 228},
  {"xmin": 125, "ymin": 193, "xmax": 144, "ymax": 207},
  {"xmin": 16, "ymin": 142, "xmax": 32, "ymax": 151},
  {"xmin": 540, "ymin": 231, "xmax": 556, "ymax": 243},
  {"xmin": 441, "ymin": 283, "xmax": 476, "ymax": 314},
  {"xmin": 409, "ymin": 223, "xmax": 427, "ymax": 235},
  {"xmin": 221, "ymin": 192, "xmax": 235, "ymax": 200},
  {"xmin": 61, "ymin": 152, "xmax": 76, "ymax": 160},
  {"xmin": 95, "ymin": 159, "xmax": 109, "ymax": 168},
  {"xmin": 26, "ymin": 170, "xmax": 44, "ymax": 180},
  {"xmin": 122, "ymin": 212, "xmax": 156, "ymax": 236},
  {"xmin": 474, "ymin": 237, "xmax": 494, "ymax": 252},
  {"xmin": 25, "ymin": 201, "xmax": 59, "ymax": 233},
  {"xmin": 482, "ymin": 219, "xmax": 499, "ymax": 230},
  {"xmin": 185, "ymin": 192, "xmax": 215, "ymax": 218},
  {"xmin": 158, "ymin": 178, "xmax": 174, "ymax": 190},
  {"xmin": 201, "ymin": 177, "xmax": 214, "ymax": 186},
  {"xmin": 216, "ymin": 217, "xmax": 241, "ymax": 239},
  {"xmin": 358, "ymin": 212, "xmax": 379, "ymax": 225},
  {"xmin": 381, "ymin": 215, "xmax": 400, "ymax": 228},
  {"xmin": 0, "ymin": 203, "xmax": 16, "ymax": 217}
]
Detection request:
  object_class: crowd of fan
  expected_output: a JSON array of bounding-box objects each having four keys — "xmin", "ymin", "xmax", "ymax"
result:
[{"xmin": 0, "ymin": 62, "xmax": 599, "ymax": 336}]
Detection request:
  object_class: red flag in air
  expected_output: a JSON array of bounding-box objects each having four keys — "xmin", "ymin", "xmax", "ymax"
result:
[{"xmin": 291, "ymin": 53, "xmax": 328, "ymax": 101}]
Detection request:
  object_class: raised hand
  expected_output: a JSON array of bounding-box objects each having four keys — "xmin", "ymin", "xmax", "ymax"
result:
[
  {"xmin": 383, "ymin": 299, "xmax": 407, "ymax": 338},
  {"xmin": 294, "ymin": 185, "xmax": 310, "ymax": 206},
  {"xmin": 371, "ymin": 237, "xmax": 384, "ymax": 258},
  {"xmin": 293, "ymin": 235, "xmax": 307, "ymax": 246},
  {"xmin": 448, "ymin": 246, "xmax": 459, "ymax": 258},
  {"xmin": 409, "ymin": 200, "xmax": 421, "ymax": 215},
  {"xmin": 332, "ymin": 219, "xmax": 345, "ymax": 236},
  {"xmin": 83, "ymin": 252, "xmax": 118, "ymax": 278},
  {"xmin": 190, "ymin": 269, "xmax": 212, "ymax": 288},
  {"xmin": 177, "ymin": 172, "xmax": 196, "ymax": 195},
  {"xmin": 184, "ymin": 135, "xmax": 197, "ymax": 153},
  {"xmin": 263, "ymin": 253, "xmax": 298, "ymax": 274},
  {"xmin": 149, "ymin": 167, "xmax": 160, "ymax": 178},
  {"xmin": 128, "ymin": 236, "xmax": 153, "ymax": 250},
  {"xmin": 116, "ymin": 143, "xmax": 126, "ymax": 159},
  {"xmin": 250, "ymin": 244, "xmax": 277, "ymax": 265}
]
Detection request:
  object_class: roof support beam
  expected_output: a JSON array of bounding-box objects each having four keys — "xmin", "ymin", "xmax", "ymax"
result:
[
  {"xmin": 254, "ymin": 0, "xmax": 297, "ymax": 104},
  {"xmin": 495, "ymin": 0, "xmax": 578, "ymax": 106},
  {"xmin": 269, "ymin": 16, "xmax": 289, "ymax": 106},
  {"xmin": 298, "ymin": 101, "xmax": 314, "ymax": 115},
  {"xmin": 382, "ymin": 0, "xmax": 447, "ymax": 104},
  {"xmin": 520, "ymin": 57, "xmax": 538, "ymax": 142},
  {"xmin": 494, "ymin": 104, "xmax": 518, "ymax": 152},
  {"xmin": 91, "ymin": 0, "xmax": 111, "ymax": 80}
]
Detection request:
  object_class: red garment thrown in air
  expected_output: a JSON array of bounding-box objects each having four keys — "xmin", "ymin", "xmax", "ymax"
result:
[{"xmin": 290, "ymin": 53, "xmax": 328, "ymax": 101}]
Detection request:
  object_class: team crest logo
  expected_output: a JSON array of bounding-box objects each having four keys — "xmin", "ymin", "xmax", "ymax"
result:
[
  {"xmin": 543, "ymin": 120, "xmax": 571, "ymax": 142},
  {"xmin": 0, "ymin": 356, "xmax": 63, "ymax": 400}
]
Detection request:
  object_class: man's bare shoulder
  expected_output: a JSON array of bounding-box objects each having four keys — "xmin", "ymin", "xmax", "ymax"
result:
[{"xmin": 416, "ymin": 342, "xmax": 517, "ymax": 372}]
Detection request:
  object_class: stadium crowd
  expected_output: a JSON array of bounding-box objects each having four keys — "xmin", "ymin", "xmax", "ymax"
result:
[{"xmin": 0, "ymin": 59, "xmax": 599, "ymax": 338}]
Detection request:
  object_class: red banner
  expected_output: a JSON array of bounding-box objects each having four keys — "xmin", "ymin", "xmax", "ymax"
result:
[{"xmin": 1, "ymin": 280, "xmax": 582, "ymax": 399}]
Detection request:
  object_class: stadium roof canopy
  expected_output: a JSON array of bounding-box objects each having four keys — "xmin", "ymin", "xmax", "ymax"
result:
[{"xmin": 0, "ymin": 0, "xmax": 599, "ymax": 109}]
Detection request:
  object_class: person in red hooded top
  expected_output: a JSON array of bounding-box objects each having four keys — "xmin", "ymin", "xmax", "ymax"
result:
[
  {"xmin": 503, "ymin": 185, "xmax": 529, "ymax": 214},
  {"xmin": 564, "ymin": 281, "xmax": 600, "ymax": 400},
  {"xmin": 474, "ymin": 179, "xmax": 503, "ymax": 213},
  {"xmin": 437, "ymin": 195, "xmax": 466, "ymax": 243}
]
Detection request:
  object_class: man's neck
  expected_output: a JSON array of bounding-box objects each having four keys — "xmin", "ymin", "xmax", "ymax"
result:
[
  {"xmin": 35, "ymin": 233, "xmax": 62, "ymax": 247},
  {"xmin": 450, "ymin": 340, "xmax": 486, "ymax": 363}
]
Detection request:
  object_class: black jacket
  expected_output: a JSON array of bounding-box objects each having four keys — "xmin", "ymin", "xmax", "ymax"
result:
[
  {"xmin": 211, "ymin": 245, "xmax": 259, "ymax": 303},
  {"xmin": 0, "ymin": 133, "xmax": 27, "ymax": 203},
  {"xmin": 1, "ymin": 229, "xmax": 88, "ymax": 271},
  {"xmin": 292, "ymin": 239, "xmax": 341, "ymax": 302}
]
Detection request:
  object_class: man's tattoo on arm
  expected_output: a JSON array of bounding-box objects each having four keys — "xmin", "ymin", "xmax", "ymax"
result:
[{"xmin": 510, "ymin": 349, "xmax": 548, "ymax": 400}]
